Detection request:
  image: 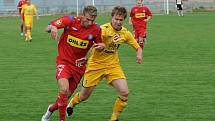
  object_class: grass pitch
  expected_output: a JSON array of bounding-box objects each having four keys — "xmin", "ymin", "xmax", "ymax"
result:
[{"xmin": 0, "ymin": 12, "xmax": 215, "ymax": 121}]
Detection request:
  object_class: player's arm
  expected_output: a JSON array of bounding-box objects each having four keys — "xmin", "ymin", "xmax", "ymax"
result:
[
  {"xmin": 129, "ymin": 8, "xmax": 134, "ymax": 25},
  {"xmin": 34, "ymin": 5, "xmax": 39, "ymax": 20},
  {"xmin": 129, "ymin": 17, "xmax": 133, "ymax": 25},
  {"xmin": 93, "ymin": 26, "xmax": 105, "ymax": 51},
  {"xmin": 145, "ymin": 8, "xmax": 152, "ymax": 22},
  {"xmin": 136, "ymin": 47, "xmax": 142, "ymax": 64},
  {"xmin": 45, "ymin": 24, "xmax": 58, "ymax": 40},
  {"xmin": 126, "ymin": 31, "xmax": 142, "ymax": 64},
  {"xmin": 45, "ymin": 16, "xmax": 73, "ymax": 40},
  {"xmin": 75, "ymin": 47, "xmax": 93, "ymax": 67}
]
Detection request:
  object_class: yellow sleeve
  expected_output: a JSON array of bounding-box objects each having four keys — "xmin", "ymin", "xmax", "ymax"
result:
[{"xmin": 126, "ymin": 31, "xmax": 140, "ymax": 49}]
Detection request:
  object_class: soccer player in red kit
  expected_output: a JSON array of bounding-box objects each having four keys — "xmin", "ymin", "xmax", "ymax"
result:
[
  {"xmin": 129, "ymin": 0, "xmax": 152, "ymax": 49},
  {"xmin": 41, "ymin": 5, "xmax": 105, "ymax": 121},
  {"xmin": 17, "ymin": 0, "xmax": 26, "ymax": 36}
]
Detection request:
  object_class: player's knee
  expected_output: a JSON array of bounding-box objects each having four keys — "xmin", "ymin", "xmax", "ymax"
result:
[
  {"xmin": 120, "ymin": 90, "xmax": 129, "ymax": 97},
  {"xmin": 59, "ymin": 88, "xmax": 70, "ymax": 96}
]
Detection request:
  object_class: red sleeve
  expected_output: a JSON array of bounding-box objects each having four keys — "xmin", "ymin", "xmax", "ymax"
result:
[
  {"xmin": 130, "ymin": 7, "xmax": 134, "ymax": 17},
  {"xmin": 50, "ymin": 16, "xmax": 74, "ymax": 29},
  {"xmin": 94, "ymin": 27, "xmax": 102, "ymax": 43},
  {"xmin": 17, "ymin": 1, "xmax": 21, "ymax": 7},
  {"xmin": 146, "ymin": 7, "xmax": 152, "ymax": 17}
]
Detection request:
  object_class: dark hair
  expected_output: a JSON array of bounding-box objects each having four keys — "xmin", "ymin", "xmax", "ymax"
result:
[
  {"xmin": 111, "ymin": 6, "xmax": 127, "ymax": 19},
  {"xmin": 83, "ymin": 5, "xmax": 97, "ymax": 16}
]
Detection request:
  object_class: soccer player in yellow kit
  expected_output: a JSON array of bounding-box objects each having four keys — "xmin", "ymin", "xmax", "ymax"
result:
[
  {"xmin": 21, "ymin": 0, "xmax": 38, "ymax": 41},
  {"xmin": 67, "ymin": 6, "xmax": 142, "ymax": 121}
]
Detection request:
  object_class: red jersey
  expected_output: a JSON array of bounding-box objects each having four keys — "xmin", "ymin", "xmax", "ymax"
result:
[
  {"xmin": 50, "ymin": 16, "xmax": 102, "ymax": 72},
  {"xmin": 17, "ymin": 0, "xmax": 26, "ymax": 14},
  {"xmin": 130, "ymin": 5, "xmax": 152, "ymax": 29}
]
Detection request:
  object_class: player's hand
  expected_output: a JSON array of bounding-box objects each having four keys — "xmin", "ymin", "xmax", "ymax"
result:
[
  {"xmin": 136, "ymin": 55, "xmax": 142, "ymax": 64},
  {"xmin": 50, "ymin": 26, "xmax": 58, "ymax": 40},
  {"xmin": 75, "ymin": 57, "xmax": 87, "ymax": 67},
  {"xmin": 93, "ymin": 43, "xmax": 105, "ymax": 51}
]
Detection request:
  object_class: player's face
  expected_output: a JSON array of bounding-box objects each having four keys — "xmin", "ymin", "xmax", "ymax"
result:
[
  {"xmin": 26, "ymin": 0, "xmax": 30, "ymax": 5},
  {"xmin": 111, "ymin": 14, "xmax": 125, "ymax": 31},
  {"xmin": 136, "ymin": 0, "xmax": 143, "ymax": 6},
  {"xmin": 81, "ymin": 13, "xmax": 96, "ymax": 28}
]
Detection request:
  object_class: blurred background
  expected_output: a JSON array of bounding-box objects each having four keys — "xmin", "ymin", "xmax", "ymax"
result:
[{"xmin": 0, "ymin": 0, "xmax": 215, "ymax": 16}]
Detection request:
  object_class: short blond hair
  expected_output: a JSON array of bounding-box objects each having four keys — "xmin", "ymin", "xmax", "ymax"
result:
[{"xmin": 83, "ymin": 5, "xmax": 97, "ymax": 16}]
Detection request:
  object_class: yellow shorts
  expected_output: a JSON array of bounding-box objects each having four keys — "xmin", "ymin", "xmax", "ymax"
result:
[
  {"xmin": 83, "ymin": 65, "xmax": 126, "ymax": 87},
  {"xmin": 24, "ymin": 16, "xmax": 33, "ymax": 27}
]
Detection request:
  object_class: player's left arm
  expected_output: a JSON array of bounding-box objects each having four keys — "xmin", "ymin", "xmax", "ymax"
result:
[
  {"xmin": 33, "ymin": 5, "xmax": 39, "ymax": 20},
  {"xmin": 126, "ymin": 31, "xmax": 142, "ymax": 64},
  {"xmin": 145, "ymin": 7, "xmax": 152, "ymax": 22}
]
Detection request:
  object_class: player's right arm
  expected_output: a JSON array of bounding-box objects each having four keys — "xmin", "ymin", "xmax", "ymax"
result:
[
  {"xmin": 129, "ymin": 7, "xmax": 134, "ymax": 25},
  {"xmin": 45, "ymin": 16, "xmax": 74, "ymax": 40}
]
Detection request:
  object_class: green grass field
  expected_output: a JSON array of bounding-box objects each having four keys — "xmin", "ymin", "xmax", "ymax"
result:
[{"xmin": 0, "ymin": 12, "xmax": 215, "ymax": 121}]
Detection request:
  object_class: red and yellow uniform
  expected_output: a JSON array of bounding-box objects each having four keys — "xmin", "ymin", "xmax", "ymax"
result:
[
  {"xmin": 50, "ymin": 16, "xmax": 102, "ymax": 91},
  {"xmin": 21, "ymin": 3, "xmax": 37, "ymax": 27},
  {"xmin": 83, "ymin": 23, "xmax": 140, "ymax": 87},
  {"xmin": 130, "ymin": 5, "xmax": 152, "ymax": 38}
]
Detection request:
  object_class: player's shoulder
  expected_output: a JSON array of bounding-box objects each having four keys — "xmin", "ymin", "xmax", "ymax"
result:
[
  {"xmin": 60, "ymin": 15, "xmax": 75, "ymax": 22},
  {"xmin": 101, "ymin": 23, "xmax": 112, "ymax": 33},
  {"xmin": 131, "ymin": 6, "xmax": 137, "ymax": 9},
  {"xmin": 142, "ymin": 5, "xmax": 150, "ymax": 9},
  {"xmin": 120, "ymin": 26, "xmax": 130, "ymax": 34},
  {"xmin": 101, "ymin": 23, "xmax": 109, "ymax": 29},
  {"xmin": 92, "ymin": 23, "xmax": 101, "ymax": 30},
  {"xmin": 22, "ymin": 4, "xmax": 27, "ymax": 8}
]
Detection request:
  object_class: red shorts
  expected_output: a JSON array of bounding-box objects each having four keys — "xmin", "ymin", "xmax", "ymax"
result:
[
  {"xmin": 134, "ymin": 28, "xmax": 147, "ymax": 39},
  {"xmin": 56, "ymin": 64, "xmax": 84, "ymax": 93}
]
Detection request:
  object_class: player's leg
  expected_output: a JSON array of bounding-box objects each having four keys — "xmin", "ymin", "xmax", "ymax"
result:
[
  {"xmin": 110, "ymin": 79, "xmax": 128, "ymax": 121},
  {"xmin": 107, "ymin": 66, "xmax": 127, "ymax": 121},
  {"xmin": 138, "ymin": 29, "xmax": 147, "ymax": 49},
  {"xmin": 20, "ymin": 15, "xmax": 24, "ymax": 36},
  {"xmin": 24, "ymin": 17, "xmax": 33, "ymax": 41},
  {"xmin": 42, "ymin": 78, "xmax": 69, "ymax": 121},
  {"xmin": 67, "ymin": 86, "xmax": 95, "ymax": 116},
  {"xmin": 67, "ymin": 68, "xmax": 103, "ymax": 117},
  {"xmin": 25, "ymin": 26, "xmax": 32, "ymax": 41},
  {"xmin": 42, "ymin": 64, "xmax": 73, "ymax": 121},
  {"xmin": 24, "ymin": 19, "xmax": 31, "ymax": 41},
  {"xmin": 134, "ymin": 29, "xmax": 143, "ymax": 49},
  {"xmin": 177, "ymin": 5, "xmax": 180, "ymax": 16},
  {"xmin": 138, "ymin": 36, "xmax": 144, "ymax": 49},
  {"xmin": 180, "ymin": 5, "xmax": 184, "ymax": 16}
]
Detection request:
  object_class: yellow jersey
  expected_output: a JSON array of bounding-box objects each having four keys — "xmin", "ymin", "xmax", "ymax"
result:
[
  {"xmin": 21, "ymin": 4, "xmax": 37, "ymax": 17},
  {"xmin": 87, "ymin": 23, "xmax": 140, "ymax": 69}
]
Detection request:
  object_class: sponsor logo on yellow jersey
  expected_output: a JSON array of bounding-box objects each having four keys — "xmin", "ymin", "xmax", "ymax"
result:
[
  {"xmin": 135, "ymin": 13, "xmax": 145, "ymax": 18},
  {"xmin": 67, "ymin": 35, "xmax": 89, "ymax": 49}
]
